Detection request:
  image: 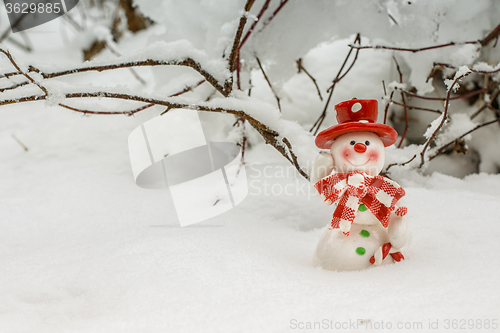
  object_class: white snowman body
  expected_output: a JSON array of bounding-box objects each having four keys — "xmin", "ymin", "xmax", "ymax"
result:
[{"xmin": 311, "ymin": 131, "xmax": 408, "ymax": 271}]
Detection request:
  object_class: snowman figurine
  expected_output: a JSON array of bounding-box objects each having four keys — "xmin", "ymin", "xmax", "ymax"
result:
[{"xmin": 310, "ymin": 99, "xmax": 408, "ymax": 271}]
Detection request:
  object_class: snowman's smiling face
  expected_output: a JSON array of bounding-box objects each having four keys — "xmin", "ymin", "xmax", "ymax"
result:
[{"xmin": 329, "ymin": 131, "xmax": 385, "ymax": 176}]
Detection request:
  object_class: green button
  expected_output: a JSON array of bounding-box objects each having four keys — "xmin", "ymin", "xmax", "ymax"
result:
[
  {"xmin": 360, "ymin": 230, "xmax": 370, "ymax": 237},
  {"xmin": 356, "ymin": 247, "xmax": 366, "ymax": 255},
  {"xmin": 358, "ymin": 204, "xmax": 367, "ymax": 212}
]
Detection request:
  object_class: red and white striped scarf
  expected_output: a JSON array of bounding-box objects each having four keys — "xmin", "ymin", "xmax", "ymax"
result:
[{"xmin": 314, "ymin": 171, "xmax": 407, "ymax": 236}]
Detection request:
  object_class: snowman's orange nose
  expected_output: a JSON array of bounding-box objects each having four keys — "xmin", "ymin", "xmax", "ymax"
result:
[{"xmin": 354, "ymin": 143, "xmax": 367, "ymax": 153}]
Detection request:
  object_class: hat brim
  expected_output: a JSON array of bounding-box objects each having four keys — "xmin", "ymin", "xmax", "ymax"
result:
[{"xmin": 315, "ymin": 122, "xmax": 398, "ymax": 149}]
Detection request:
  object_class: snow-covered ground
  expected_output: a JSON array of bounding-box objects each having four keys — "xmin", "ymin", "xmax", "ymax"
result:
[
  {"xmin": 1, "ymin": 1, "xmax": 500, "ymax": 332},
  {"xmin": 1, "ymin": 104, "xmax": 500, "ymax": 332}
]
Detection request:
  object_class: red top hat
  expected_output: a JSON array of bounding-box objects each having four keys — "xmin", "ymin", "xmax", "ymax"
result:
[{"xmin": 315, "ymin": 99, "xmax": 398, "ymax": 149}]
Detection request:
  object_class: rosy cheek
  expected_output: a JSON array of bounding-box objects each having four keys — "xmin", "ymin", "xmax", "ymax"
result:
[
  {"xmin": 341, "ymin": 147, "xmax": 351, "ymax": 161},
  {"xmin": 368, "ymin": 150, "xmax": 379, "ymax": 161}
]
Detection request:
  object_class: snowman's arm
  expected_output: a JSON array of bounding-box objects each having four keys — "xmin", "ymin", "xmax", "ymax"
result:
[
  {"xmin": 388, "ymin": 204, "xmax": 408, "ymax": 249},
  {"xmin": 310, "ymin": 153, "xmax": 334, "ymax": 185}
]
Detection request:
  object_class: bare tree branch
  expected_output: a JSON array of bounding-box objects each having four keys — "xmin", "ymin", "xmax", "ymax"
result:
[
  {"xmin": 419, "ymin": 72, "xmax": 471, "ymax": 167},
  {"xmin": 228, "ymin": 0, "xmax": 256, "ymax": 75},
  {"xmin": 239, "ymin": 0, "xmax": 271, "ymax": 50},
  {"xmin": 104, "ymin": 41, "xmax": 146, "ymax": 85},
  {"xmin": 282, "ymin": 137, "xmax": 309, "ymax": 179},
  {"xmin": 6, "ymin": 36, "xmax": 32, "ymax": 53},
  {"xmin": 399, "ymin": 86, "xmax": 489, "ymax": 101},
  {"xmin": 0, "ymin": 48, "xmax": 48, "ymax": 96},
  {"xmin": 11, "ymin": 134, "xmax": 28, "ymax": 151},
  {"xmin": 258, "ymin": 0, "xmax": 290, "ymax": 33},
  {"xmin": 0, "ymin": 0, "xmax": 310, "ymax": 180},
  {"xmin": 256, "ymin": 55, "xmax": 281, "ymax": 112},
  {"xmin": 392, "ymin": 56, "xmax": 408, "ymax": 148},
  {"xmin": 27, "ymin": 58, "xmax": 227, "ymax": 96},
  {"xmin": 389, "ymin": 101, "xmax": 442, "ymax": 114},
  {"xmin": 310, "ymin": 33, "xmax": 361, "ymax": 135},
  {"xmin": 349, "ymin": 41, "xmax": 479, "ymax": 53},
  {"xmin": 479, "ymin": 23, "xmax": 500, "ymax": 46},
  {"xmin": 296, "ymin": 58, "xmax": 323, "ymax": 101},
  {"xmin": 429, "ymin": 118, "xmax": 500, "ymax": 161},
  {"xmin": 0, "ymin": 81, "xmax": 30, "ymax": 92},
  {"xmin": 385, "ymin": 154, "xmax": 416, "ymax": 173},
  {"xmin": 433, "ymin": 61, "xmax": 500, "ymax": 75},
  {"xmin": 349, "ymin": 23, "xmax": 500, "ymax": 53},
  {"xmin": 59, "ymin": 102, "xmax": 154, "ymax": 116},
  {"xmin": 57, "ymin": 79, "xmax": 206, "ymax": 115}
]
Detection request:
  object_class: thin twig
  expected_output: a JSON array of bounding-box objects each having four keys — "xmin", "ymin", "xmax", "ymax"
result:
[
  {"xmin": 385, "ymin": 154, "xmax": 416, "ymax": 173},
  {"xmin": 239, "ymin": 0, "xmax": 271, "ymax": 49},
  {"xmin": 390, "ymin": 101, "xmax": 442, "ymax": 114},
  {"xmin": 0, "ymin": 12, "xmax": 30, "ymax": 43},
  {"xmin": 310, "ymin": 34, "xmax": 361, "ymax": 135},
  {"xmin": 0, "ymin": 90, "xmax": 272, "ymax": 134},
  {"xmin": 383, "ymin": 91, "xmax": 394, "ymax": 124},
  {"xmin": 480, "ymin": 23, "xmax": 500, "ymax": 46},
  {"xmin": 236, "ymin": 55, "xmax": 241, "ymax": 90},
  {"xmin": 228, "ymin": 0, "xmax": 256, "ymax": 75},
  {"xmin": 296, "ymin": 58, "xmax": 323, "ymax": 101},
  {"xmin": 393, "ymin": 56, "xmax": 408, "ymax": 148},
  {"xmin": 19, "ymin": 32, "xmax": 33, "ymax": 52},
  {"xmin": 59, "ymin": 102, "xmax": 154, "ymax": 116},
  {"xmin": 399, "ymin": 86, "xmax": 488, "ymax": 101},
  {"xmin": 470, "ymin": 104, "xmax": 489, "ymax": 120},
  {"xmin": 0, "ymin": 89, "xmax": 284, "ymax": 163},
  {"xmin": 349, "ymin": 23, "xmax": 500, "ymax": 54},
  {"xmin": 0, "ymin": 71, "xmax": 23, "ymax": 79},
  {"xmin": 104, "ymin": 41, "xmax": 146, "ymax": 85},
  {"xmin": 419, "ymin": 72, "xmax": 470, "ymax": 167},
  {"xmin": 0, "ymin": 81, "xmax": 30, "ymax": 92},
  {"xmin": 255, "ymin": 55, "xmax": 281, "ymax": 112},
  {"xmin": 388, "ymin": 14, "xmax": 398, "ymax": 25},
  {"xmin": 169, "ymin": 80, "xmax": 206, "ymax": 97},
  {"xmin": 433, "ymin": 62, "xmax": 500, "ymax": 75},
  {"xmin": 57, "ymin": 79, "xmax": 205, "ymax": 115},
  {"xmin": 349, "ymin": 41, "xmax": 479, "ymax": 53},
  {"xmin": 0, "ymin": 48, "xmax": 48, "ymax": 96},
  {"xmin": 6, "ymin": 36, "xmax": 32, "ymax": 52},
  {"xmin": 258, "ymin": 0, "xmax": 290, "ymax": 33},
  {"xmin": 11, "ymin": 134, "xmax": 28, "ymax": 151},
  {"xmin": 29, "ymin": 58, "xmax": 227, "ymax": 96},
  {"xmin": 235, "ymin": 0, "xmax": 270, "ymax": 90},
  {"xmin": 429, "ymin": 118, "xmax": 500, "ymax": 161},
  {"xmin": 282, "ymin": 137, "xmax": 309, "ymax": 179},
  {"xmin": 234, "ymin": 117, "xmax": 247, "ymax": 177},
  {"xmin": 1, "ymin": 88, "xmax": 306, "ymax": 178}
]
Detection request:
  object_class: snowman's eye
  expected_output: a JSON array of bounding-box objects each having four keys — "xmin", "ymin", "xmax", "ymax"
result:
[
  {"xmin": 365, "ymin": 141, "xmax": 370, "ymax": 146},
  {"xmin": 350, "ymin": 141, "xmax": 356, "ymax": 145}
]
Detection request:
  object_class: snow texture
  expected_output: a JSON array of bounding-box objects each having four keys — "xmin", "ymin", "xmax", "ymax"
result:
[
  {"xmin": 1, "ymin": 0, "xmax": 500, "ymax": 332},
  {"xmin": 424, "ymin": 114, "xmax": 445, "ymax": 140},
  {"xmin": 1, "ymin": 106, "xmax": 500, "ymax": 331}
]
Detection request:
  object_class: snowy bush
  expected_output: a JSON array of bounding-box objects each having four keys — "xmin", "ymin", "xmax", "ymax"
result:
[{"xmin": 1, "ymin": 0, "xmax": 500, "ymax": 178}]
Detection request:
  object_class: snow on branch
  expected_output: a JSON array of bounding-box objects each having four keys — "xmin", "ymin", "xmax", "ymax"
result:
[
  {"xmin": 348, "ymin": 23, "xmax": 500, "ymax": 53},
  {"xmin": 2, "ymin": 41, "xmax": 231, "ymax": 97},
  {"xmin": 0, "ymin": 0, "xmax": 312, "ymax": 180},
  {"xmin": 419, "ymin": 71, "xmax": 471, "ymax": 167}
]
